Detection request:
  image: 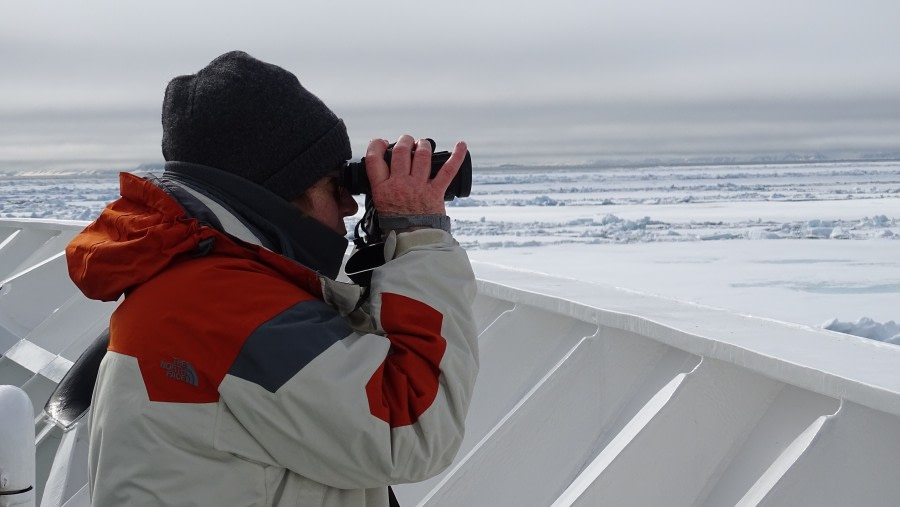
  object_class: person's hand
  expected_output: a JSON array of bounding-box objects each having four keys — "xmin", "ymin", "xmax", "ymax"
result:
[{"xmin": 365, "ymin": 135, "xmax": 468, "ymax": 217}]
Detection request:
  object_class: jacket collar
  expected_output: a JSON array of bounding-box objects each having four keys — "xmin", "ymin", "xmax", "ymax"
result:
[{"xmin": 161, "ymin": 161, "xmax": 348, "ymax": 279}]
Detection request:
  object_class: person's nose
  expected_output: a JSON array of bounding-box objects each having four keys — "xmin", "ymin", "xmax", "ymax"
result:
[{"xmin": 340, "ymin": 190, "xmax": 359, "ymax": 217}]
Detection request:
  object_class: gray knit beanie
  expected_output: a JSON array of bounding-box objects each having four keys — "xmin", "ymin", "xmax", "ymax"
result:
[{"xmin": 162, "ymin": 51, "xmax": 351, "ymax": 201}]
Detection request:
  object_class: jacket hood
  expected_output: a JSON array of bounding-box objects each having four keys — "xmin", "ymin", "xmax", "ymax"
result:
[
  {"xmin": 66, "ymin": 172, "xmax": 327, "ymax": 302},
  {"xmin": 66, "ymin": 173, "xmax": 218, "ymax": 301}
]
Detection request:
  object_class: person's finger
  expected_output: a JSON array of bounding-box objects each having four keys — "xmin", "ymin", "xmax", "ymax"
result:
[
  {"xmin": 410, "ymin": 138, "xmax": 432, "ymax": 180},
  {"xmin": 365, "ymin": 138, "xmax": 390, "ymax": 186},
  {"xmin": 430, "ymin": 141, "xmax": 466, "ymax": 191},
  {"xmin": 390, "ymin": 135, "xmax": 416, "ymax": 176}
]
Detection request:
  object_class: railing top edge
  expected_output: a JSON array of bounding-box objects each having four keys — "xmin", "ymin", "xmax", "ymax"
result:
[{"xmin": 474, "ymin": 266, "xmax": 900, "ymax": 418}]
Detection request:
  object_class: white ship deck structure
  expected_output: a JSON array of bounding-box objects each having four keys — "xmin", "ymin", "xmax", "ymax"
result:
[{"xmin": 2, "ymin": 218, "xmax": 900, "ymax": 506}]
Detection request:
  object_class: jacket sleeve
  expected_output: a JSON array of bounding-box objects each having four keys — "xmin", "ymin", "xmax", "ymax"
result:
[{"xmin": 216, "ymin": 228, "xmax": 479, "ymax": 489}]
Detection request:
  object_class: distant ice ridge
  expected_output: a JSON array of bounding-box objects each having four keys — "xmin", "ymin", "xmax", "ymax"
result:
[
  {"xmin": 823, "ymin": 317, "xmax": 900, "ymax": 344},
  {"xmin": 0, "ymin": 172, "xmax": 121, "ymax": 220},
  {"xmin": 454, "ymin": 213, "xmax": 899, "ymax": 248}
]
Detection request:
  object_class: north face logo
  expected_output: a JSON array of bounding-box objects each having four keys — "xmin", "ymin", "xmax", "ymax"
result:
[{"xmin": 160, "ymin": 358, "xmax": 199, "ymax": 386}]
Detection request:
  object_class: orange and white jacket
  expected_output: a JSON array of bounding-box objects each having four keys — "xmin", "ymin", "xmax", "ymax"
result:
[{"xmin": 66, "ymin": 171, "xmax": 478, "ymax": 506}]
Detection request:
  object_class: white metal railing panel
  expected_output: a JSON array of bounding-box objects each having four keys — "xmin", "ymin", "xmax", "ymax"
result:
[
  {"xmin": 467, "ymin": 305, "xmax": 596, "ymax": 444},
  {"xmin": 0, "ymin": 254, "xmax": 78, "ymax": 349},
  {"xmin": 39, "ymin": 420, "xmax": 90, "ymax": 507},
  {"xmin": 470, "ymin": 292, "xmax": 514, "ymax": 336},
  {"xmin": 758, "ymin": 400, "xmax": 900, "ymax": 506},
  {"xmin": 567, "ymin": 358, "xmax": 785, "ymax": 505},
  {"xmin": 403, "ymin": 327, "xmax": 700, "ymax": 505},
  {"xmin": 701, "ymin": 384, "xmax": 839, "ymax": 505},
  {"xmin": 23, "ymin": 295, "xmax": 114, "ymax": 360},
  {"xmin": 0, "ymin": 221, "xmax": 77, "ymax": 282}
]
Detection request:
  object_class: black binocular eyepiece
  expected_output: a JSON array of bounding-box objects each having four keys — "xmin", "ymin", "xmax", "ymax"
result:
[{"xmin": 342, "ymin": 140, "xmax": 472, "ymax": 200}]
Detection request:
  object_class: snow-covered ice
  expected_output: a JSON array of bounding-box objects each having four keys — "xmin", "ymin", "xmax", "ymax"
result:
[
  {"xmin": 823, "ymin": 317, "xmax": 900, "ymax": 344},
  {"xmin": 1, "ymin": 160, "xmax": 898, "ymax": 343}
]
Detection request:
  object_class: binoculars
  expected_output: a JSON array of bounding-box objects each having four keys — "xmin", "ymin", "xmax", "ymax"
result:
[
  {"xmin": 343, "ymin": 139, "xmax": 471, "ymax": 285},
  {"xmin": 342, "ymin": 139, "xmax": 472, "ymax": 200}
]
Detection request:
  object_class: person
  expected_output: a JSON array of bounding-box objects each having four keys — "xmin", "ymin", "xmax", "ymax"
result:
[{"xmin": 65, "ymin": 50, "xmax": 478, "ymax": 506}]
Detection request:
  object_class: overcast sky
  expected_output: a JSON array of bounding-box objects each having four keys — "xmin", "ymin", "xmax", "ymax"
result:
[{"xmin": 2, "ymin": 0, "xmax": 900, "ymax": 169}]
